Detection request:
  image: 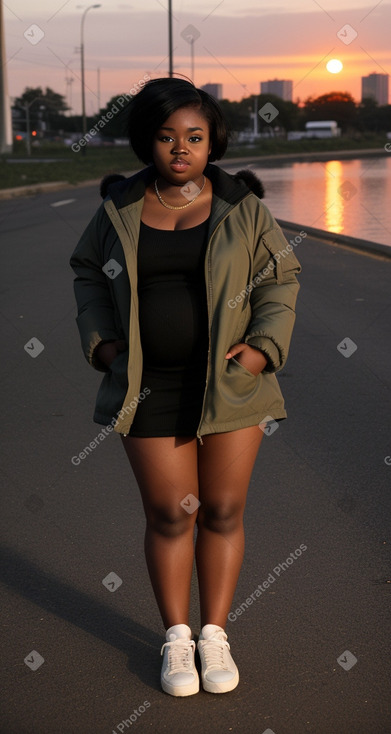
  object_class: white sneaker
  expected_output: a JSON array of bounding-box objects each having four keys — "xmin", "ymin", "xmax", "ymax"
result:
[
  {"xmin": 197, "ymin": 624, "xmax": 239, "ymax": 693},
  {"xmin": 160, "ymin": 624, "xmax": 199, "ymax": 696}
]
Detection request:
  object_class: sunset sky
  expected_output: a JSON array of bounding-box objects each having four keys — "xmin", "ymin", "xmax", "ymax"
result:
[{"xmin": 3, "ymin": 0, "xmax": 391, "ymax": 113}]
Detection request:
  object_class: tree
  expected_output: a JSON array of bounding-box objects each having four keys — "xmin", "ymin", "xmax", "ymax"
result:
[
  {"xmin": 257, "ymin": 94, "xmax": 300, "ymax": 132},
  {"xmin": 13, "ymin": 86, "xmax": 69, "ymax": 114},
  {"xmin": 303, "ymin": 92, "xmax": 356, "ymax": 131},
  {"xmin": 356, "ymin": 98, "xmax": 391, "ymax": 133},
  {"xmin": 94, "ymin": 95, "xmax": 130, "ymax": 138},
  {"xmin": 218, "ymin": 98, "xmax": 254, "ymax": 135},
  {"xmin": 356, "ymin": 97, "xmax": 379, "ymax": 133},
  {"xmin": 12, "ymin": 87, "xmax": 69, "ymax": 135},
  {"xmin": 377, "ymin": 104, "xmax": 391, "ymax": 132},
  {"xmin": 219, "ymin": 94, "xmax": 300, "ymax": 136}
]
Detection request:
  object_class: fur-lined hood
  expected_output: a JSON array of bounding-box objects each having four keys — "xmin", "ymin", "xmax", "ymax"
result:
[{"xmin": 99, "ymin": 167, "xmax": 265, "ymax": 200}]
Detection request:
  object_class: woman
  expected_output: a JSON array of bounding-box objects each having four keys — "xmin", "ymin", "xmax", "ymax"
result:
[{"xmin": 70, "ymin": 77, "xmax": 301, "ymax": 697}]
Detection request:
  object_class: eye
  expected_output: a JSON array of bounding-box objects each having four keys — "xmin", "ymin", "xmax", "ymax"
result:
[
  {"xmin": 189, "ymin": 135, "xmax": 202, "ymax": 143},
  {"xmin": 158, "ymin": 135, "xmax": 174, "ymax": 142}
]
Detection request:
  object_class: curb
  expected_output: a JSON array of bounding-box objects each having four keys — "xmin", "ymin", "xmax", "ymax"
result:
[
  {"xmin": 0, "ymin": 179, "xmax": 102, "ymax": 200},
  {"xmin": 0, "ymin": 181, "xmax": 70, "ymax": 199},
  {"xmin": 278, "ymin": 219, "xmax": 391, "ymax": 260},
  {"xmin": 220, "ymin": 148, "xmax": 387, "ymax": 166},
  {"xmin": 0, "ymin": 173, "xmax": 136, "ymax": 200}
]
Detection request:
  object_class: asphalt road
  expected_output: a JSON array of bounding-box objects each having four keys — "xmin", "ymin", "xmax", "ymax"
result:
[{"xmin": 1, "ymin": 181, "xmax": 390, "ymax": 734}]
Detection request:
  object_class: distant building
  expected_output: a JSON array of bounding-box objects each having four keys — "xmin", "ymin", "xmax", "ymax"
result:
[
  {"xmin": 200, "ymin": 84, "xmax": 223, "ymax": 100},
  {"xmin": 260, "ymin": 79, "xmax": 292, "ymax": 102},
  {"xmin": 361, "ymin": 73, "xmax": 389, "ymax": 105}
]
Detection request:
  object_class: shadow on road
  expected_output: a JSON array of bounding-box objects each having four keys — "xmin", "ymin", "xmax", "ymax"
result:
[{"xmin": 0, "ymin": 543, "xmax": 162, "ymax": 691}]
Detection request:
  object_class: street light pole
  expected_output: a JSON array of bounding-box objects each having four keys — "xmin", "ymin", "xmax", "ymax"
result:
[
  {"xmin": 25, "ymin": 103, "xmax": 31, "ymax": 156},
  {"xmin": 0, "ymin": 0, "xmax": 13, "ymax": 153},
  {"xmin": 80, "ymin": 4, "xmax": 101, "ymax": 152},
  {"xmin": 168, "ymin": 0, "xmax": 173, "ymax": 77},
  {"xmin": 23, "ymin": 97, "xmax": 45, "ymax": 156},
  {"xmin": 190, "ymin": 37, "xmax": 194, "ymax": 83},
  {"xmin": 253, "ymin": 95, "xmax": 258, "ymax": 136}
]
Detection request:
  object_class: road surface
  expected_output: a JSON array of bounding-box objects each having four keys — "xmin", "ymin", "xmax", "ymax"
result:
[{"xmin": 1, "ymin": 182, "xmax": 390, "ymax": 734}]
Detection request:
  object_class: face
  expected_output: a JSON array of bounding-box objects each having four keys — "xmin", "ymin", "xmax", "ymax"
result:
[{"xmin": 152, "ymin": 106, "xmax": 212, "ymax": 186}]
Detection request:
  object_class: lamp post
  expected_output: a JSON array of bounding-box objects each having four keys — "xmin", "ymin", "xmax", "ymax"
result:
[
  {"xmin": 253, "ymin": 95, "xmax": 258, "ymax": 137},
  {"xmin": 168, "ymin": 0, "xmax": 173, "ymax": 77},
  {"xmin": 80, "ymin": 4, "xmax": 101, "ymax": 151},
  {"xmin": 190, "ymin": 36, "xmax": 194, "ymax": 83},
  {"xmin": 0, "ymin": 0, "xmax": 13, "ymax": 153},
  {"xmin": 22, "ymin": 97, "xmax": 45, "ymax": 156}
]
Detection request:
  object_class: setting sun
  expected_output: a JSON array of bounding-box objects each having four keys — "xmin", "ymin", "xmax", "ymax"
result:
[{"xmin": 326, "ymin": 59, "xmax": 344, "ymax": 74}]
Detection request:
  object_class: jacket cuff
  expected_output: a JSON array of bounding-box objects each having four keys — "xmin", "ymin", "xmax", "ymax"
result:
[
  {"xmin": 244, "ymin": 335, "xmax": 281, "ymax": 373},
  {"xmin": 86, "ymin": 330, "xmax": 121, "ymax": 371},
  {"xmin": 91, "ymin": 339, "xmax": 117, "ymax": 372}
]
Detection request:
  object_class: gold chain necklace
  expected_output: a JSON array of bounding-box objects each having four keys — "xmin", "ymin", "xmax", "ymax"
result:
[{"xmin": 154, "ymin": 176, "xmax": 205, "ymax": 210}]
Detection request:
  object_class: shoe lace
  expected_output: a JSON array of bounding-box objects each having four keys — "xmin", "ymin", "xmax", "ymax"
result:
[
  {"xmin": 161, "ymin": 638, "xmax": 195, "ymax": 675},
  {"xmin": 199, "ymin": 633, "xmax": 230, "ymax": 671}
]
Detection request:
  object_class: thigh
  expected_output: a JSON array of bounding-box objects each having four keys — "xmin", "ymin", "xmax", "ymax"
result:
[
  {"xmin": 121, "ymin": 435, "xmax": 199, "ymax": 517},
  {"xmin": 197, "ymin": 425, "xmax": 264, "ymax": 509}
]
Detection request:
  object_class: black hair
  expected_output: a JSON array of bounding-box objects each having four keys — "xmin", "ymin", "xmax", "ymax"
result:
[{"xmin": 126, "ymin": 77, "xmax": 229, "ymax": 164}]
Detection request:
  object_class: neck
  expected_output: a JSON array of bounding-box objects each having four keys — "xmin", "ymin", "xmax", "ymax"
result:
[{"xmin": 156, "ymin": 174, "xmax": 205, "ymax": 191}]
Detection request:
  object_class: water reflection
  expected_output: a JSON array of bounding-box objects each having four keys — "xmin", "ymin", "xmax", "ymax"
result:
[
  {"xmin": 324, "ymin": 160, "xmax": 344, "ymax": 235},
  {"xmin": 239, "ymin": 156, "xmax": 391, "ymax": 246}
]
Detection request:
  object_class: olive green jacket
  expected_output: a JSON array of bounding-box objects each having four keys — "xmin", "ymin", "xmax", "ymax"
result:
[{"xmin": 70, "ymin": 163, "xmax": 301, "ymax": 442}]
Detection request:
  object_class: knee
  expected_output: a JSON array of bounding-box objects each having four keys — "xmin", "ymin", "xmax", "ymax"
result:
[
  {"xmin": 146, "ymin": 503, "xmax": 196, "ymax": 538},
  {"xmin": 197, "ymin": 501, "xmax": 243, "ymax": 534}
]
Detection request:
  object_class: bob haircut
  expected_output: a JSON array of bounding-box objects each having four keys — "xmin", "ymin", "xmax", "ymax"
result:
[{"xmin": 127, "ymin": 77, "xmax": 229, "ymax": 164}]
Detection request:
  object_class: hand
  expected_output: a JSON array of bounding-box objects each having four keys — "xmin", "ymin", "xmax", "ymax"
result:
[
  {"xmin": 225, "ymin": 343, "xmax": 267, "ymax": 376},
  {"xmin": 96, "ymin": 339, "xmax": 127, "ymax": 368}
]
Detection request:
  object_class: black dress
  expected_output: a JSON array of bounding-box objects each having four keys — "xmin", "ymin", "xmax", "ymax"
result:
[{"xmin": 127, "ymin": 218, "xmax": 210, "ymax": 437}]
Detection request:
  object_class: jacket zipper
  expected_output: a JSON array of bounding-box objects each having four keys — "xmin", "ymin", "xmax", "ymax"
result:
[
  {"xmin": 196, "ymin": 239, "xmax": 213, "ymax": 446},
  {"xmin": 196, "ymin": 198, "xmax": 251, "ymax": 445}
]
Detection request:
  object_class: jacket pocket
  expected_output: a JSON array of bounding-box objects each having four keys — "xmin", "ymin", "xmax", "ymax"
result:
[
  {"xmin": 261, "ymin": 228, "xmax": 301, "ymax": 285},
  {"xmin": 230, "ymin": 355, "xmax": 260, "ymax": 378},
  {"xmin": 216, "ymin": 356, "xmax": 264, "ymax": 420}
]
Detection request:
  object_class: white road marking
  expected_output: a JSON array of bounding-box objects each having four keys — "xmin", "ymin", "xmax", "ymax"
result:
[{"xmin": 50, "ymin": 199, "xmax": 75, "ymax": 208}]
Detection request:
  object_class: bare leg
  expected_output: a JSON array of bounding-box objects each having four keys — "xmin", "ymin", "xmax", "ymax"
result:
[
  {"xmin": 121, "ymin": 435, "xmax": 199, "ymax": 629},
  {"xmin": 196, "ymin": 425, "xmax": 264, "ymax": 629}
]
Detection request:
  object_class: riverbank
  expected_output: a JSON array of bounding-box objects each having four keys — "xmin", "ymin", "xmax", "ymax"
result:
[
  {"xmin": 278, "ymin": 219, "xmax": 391, "ymax": 260},
  {"xmin": 1, "ymin": 135, "xmax": 388, "ymax": 191},
  {"xmin": 0, "ymin": 146, "xmax": 388, "ymax": 200},
  {"xmin": 220, "ymin": 147, "xmax": 388, "ymax": 166}
]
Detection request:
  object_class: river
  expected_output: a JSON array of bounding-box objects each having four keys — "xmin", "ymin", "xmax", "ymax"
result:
[{"xmin": 223, "ymin": 155, "xmax": 391, "ymax": 247}]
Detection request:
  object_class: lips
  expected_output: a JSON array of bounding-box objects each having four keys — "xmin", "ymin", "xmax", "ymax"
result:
[{"xmin": 170, "ymin": 159, "xmax": 189, "ymax": 172}]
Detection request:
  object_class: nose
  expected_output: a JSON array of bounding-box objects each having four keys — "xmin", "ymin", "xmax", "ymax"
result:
[{"xmin": 171, "ymin": 140, "xmax": 188, "ymax": 154}]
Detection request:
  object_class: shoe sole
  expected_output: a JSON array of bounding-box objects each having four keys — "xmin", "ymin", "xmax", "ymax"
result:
[
  {"xmin": 201, "ymin": 669, "xmax": 239, "ymax": 694},
  {"xmin": 161, "ymin": 678, "xmax": 200, "ymax": 697}
]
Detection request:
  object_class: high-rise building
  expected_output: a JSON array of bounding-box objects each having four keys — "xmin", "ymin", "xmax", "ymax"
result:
[
  {"xmin": 361, "ymin": 73, "xmax": 389, "ymax": 105},
  {"xmin": 260, "ymin": 79, "xmax": 293, "ymax": 102},
  {"xmin": 200, "ymin": 84, "xmax": 223, "ymax": 100}
]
